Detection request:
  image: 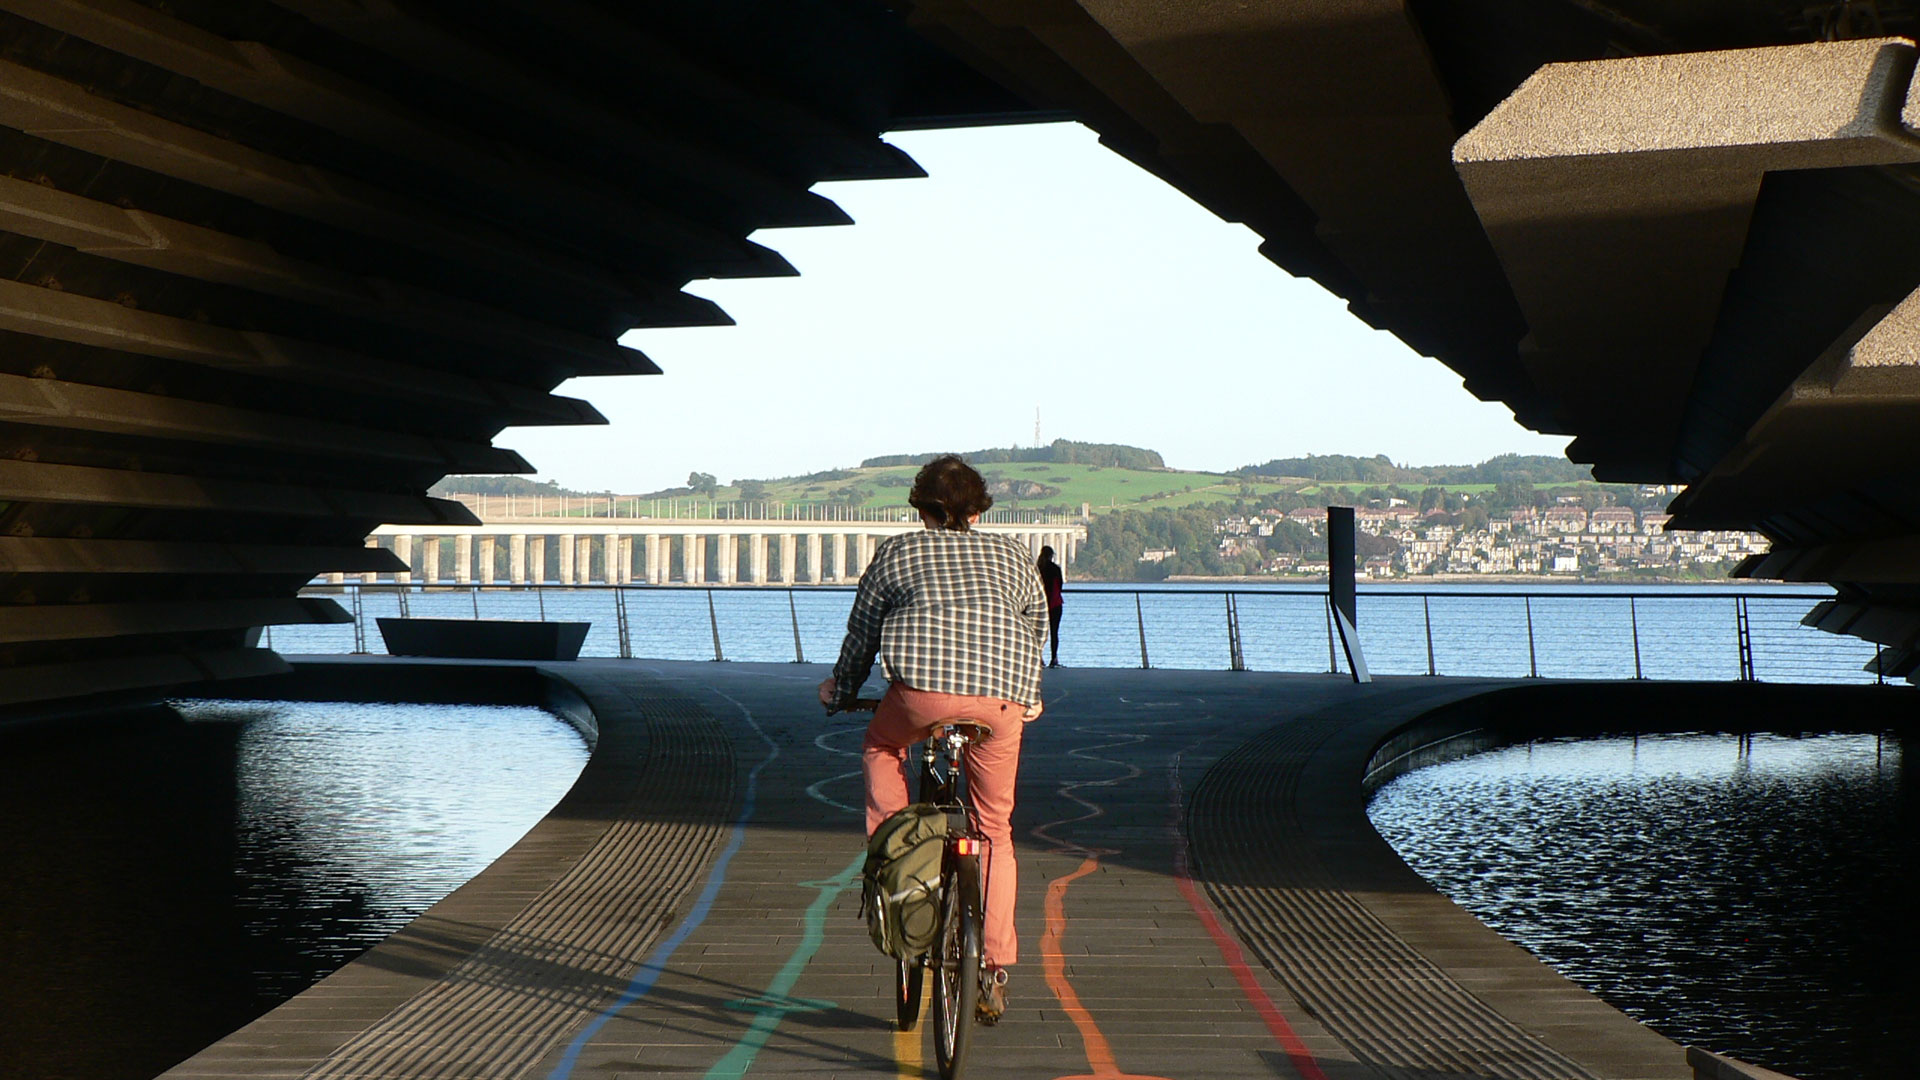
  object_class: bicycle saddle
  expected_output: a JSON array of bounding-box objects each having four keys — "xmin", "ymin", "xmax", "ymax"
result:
[{"xmin": 933, "ymin": 719, "xmax": 995, "ymax": 744}]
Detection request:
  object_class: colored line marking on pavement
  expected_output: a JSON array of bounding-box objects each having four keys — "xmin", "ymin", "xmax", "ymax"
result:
[
  {"xmin": 1167, "ymin": 750, "xmax": 1328, "ymax": 1080},
  {"xmin": 1036, "ymin": 729, "xmax": 1177, "ymax": 1080},
  {"xmin": 705, "ymin": 853, "xmax": 865, "ymax": 1080},
  {"xmin": 545, "ymin": 691, "xmax": 778, "ymax": 1080},
  {"xmin": 894, "ymin": 988, "xmax": 925, "ymax": 1080}
]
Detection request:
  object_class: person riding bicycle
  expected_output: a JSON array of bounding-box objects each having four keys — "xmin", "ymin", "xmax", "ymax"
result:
[{"xmin": 818, "ymin": 454, "xmax": 1048, "ymax": 1024}]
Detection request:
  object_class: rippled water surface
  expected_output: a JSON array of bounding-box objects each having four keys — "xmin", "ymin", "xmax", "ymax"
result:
[
  {"xmin": 0, "ymin": 700, "xmax": 588, "ymax": 1080},
  {"xmin": 1367, "ymin": 733, "xmax": 1916, "ymax": 1080}
]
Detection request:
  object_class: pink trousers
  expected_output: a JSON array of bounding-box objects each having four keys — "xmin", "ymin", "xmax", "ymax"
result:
[{"xmin": 864, "ymin": 683, "xmax": 1025, "ymax": 966}]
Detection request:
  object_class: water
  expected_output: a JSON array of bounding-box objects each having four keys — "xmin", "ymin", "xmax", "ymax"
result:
[
  {"xmin": 276, "ymin": 582, "xmax": 1880, "ymax": 684},
  {"xmin": 1367, "ymin": 733, "xmax": 1916, "ymax": 1080},
  {"xmin": 0, "ymin": 700, "xmax": 588, "ymax": 1080}
]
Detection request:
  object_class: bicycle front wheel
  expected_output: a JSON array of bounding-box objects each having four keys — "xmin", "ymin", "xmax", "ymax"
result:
[{"xmin": 931, "ymin": 857, "xmax": 981, "ymax": 1080}]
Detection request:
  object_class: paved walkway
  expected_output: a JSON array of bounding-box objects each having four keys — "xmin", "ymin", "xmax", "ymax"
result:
[{"xmin": 161, "ymin": 660, "xmax": 1692, "ymax": 1080}]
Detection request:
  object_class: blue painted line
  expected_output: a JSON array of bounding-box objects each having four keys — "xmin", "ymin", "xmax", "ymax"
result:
[
  {"xmin": 703, "ymin": 853, "xmax": 865, "ymax": 1080},
  {"xmin": 546, "ymin": 693, "xmax": 778, "ymax": 1080}
]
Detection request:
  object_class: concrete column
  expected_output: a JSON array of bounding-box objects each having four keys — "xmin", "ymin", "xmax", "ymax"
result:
[
  {"xmin": 393, "ymin": 534, "xmax": 412, "ymax": 583},
  {"xmin": 683, "ymin": 533, "xmax": 702, "ymax": 583},
  {"xmin": 558, "ymin": 533, "xmax": 575, "ymax": 585},
  {"xmin": 362, "ymin": 537, "xmax": 379, "ymax": 584},
  {"xmin": 578, "ymin": 535, "xmax": 595, "ymax": 585},
  {"xmin": 748, "ymin": 533, "xmax": 767, "ymax": 584},
  {"xmin": 478, "ymin": 536, "xmax": 496, "ymax": 585},
  {"xmin": 509, "ymin": 534, "xmax": 526, "ymax": 583},
  {"xmin": 421, "ymin": 536, "xmax": 441, "ymax": 584},
  {"xmin": 779, "ymin": 532, "xmax": 797, "ymax": 584},
  {"xmin": 830, "ymin": 534, "xmax": 846, "ymax": 583},
  {"xmin": 713, "ymin": 533, "xmax": 730, "ymax": 585},
  {"xmin": 528, "ymin": 536, "xmax": 546, "ymax": 584},
  {"xmin": 854, "ymin": 533, "xmax": 873, "ymax": 577},
  {"xmin": 602, "ymin": 533, "xmax": 620, "ymax": 584},
  {"xmin": 327, "ymin": 571, "xmax": 346, "ymax": 584},
  {"xmin": 452, "ymin": 534, "xmax": 472, "ymax": 584},
  {"xmin": 619, "ymin": 534, "xmax": 635, "ymax": 584},
  {"xmin": 645, "ymin": 534, "xmax": 663, "ymax": 584},
  {"xmin": 807, "ymin": 533, "xmax": 822, "ymax": 583}
]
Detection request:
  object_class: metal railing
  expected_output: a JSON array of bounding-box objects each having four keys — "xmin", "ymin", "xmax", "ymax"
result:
[{"xmin": 276, "ymin": 583, "xmax": 1889, "ymax": 686}]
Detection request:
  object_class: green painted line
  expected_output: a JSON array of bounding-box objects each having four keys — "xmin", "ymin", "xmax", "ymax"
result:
[{"xmin": 704, "ymin": 852, "xmax": 866, "ymax": 1080}]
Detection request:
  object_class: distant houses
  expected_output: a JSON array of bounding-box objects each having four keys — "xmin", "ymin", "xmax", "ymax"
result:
[{"xmin": 1209, "ymin": 500, "xmax": 1767, "ymax": 578}]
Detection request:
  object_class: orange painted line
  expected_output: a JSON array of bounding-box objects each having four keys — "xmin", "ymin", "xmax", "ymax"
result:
[
  {"xmin": 1167, "ymin": 754, "xmax": 1328, "ymax": 1080},
  {"xmin": 1041, "ymin": 853, "xmax": 1176, "ymax": 1080}
]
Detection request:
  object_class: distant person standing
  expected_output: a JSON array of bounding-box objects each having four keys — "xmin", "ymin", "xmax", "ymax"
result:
[{"xmin": 1036, "ymin": 545, "xmax": 1064, "ymax": 667}]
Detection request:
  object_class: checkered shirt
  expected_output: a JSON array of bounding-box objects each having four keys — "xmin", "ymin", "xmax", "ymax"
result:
[{"xmin": 831, "ymin": 528, "xmax": 1048, "ymax": 706}]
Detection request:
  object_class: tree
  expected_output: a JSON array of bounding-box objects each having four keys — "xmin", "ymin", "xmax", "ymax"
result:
[
  {"xmin": 688, "ymin": 471, "xmax": 718, "ymax": 494},
  {"xmin": 737, "ymin": 479, "xmax": 768, "ymax": 502}
]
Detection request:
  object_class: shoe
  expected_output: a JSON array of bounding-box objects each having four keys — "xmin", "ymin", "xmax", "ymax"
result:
[{"xmin": 976, "ymin": 963, "xmax": 1008, "ymax": 1025}]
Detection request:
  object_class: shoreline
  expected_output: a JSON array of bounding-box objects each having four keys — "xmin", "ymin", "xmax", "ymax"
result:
[{"xmin": 1153, "ymin": 573, "xmax": 1770, "ymax": 585}]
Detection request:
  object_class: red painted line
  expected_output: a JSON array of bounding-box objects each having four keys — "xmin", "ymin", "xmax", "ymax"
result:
[{"xmin": 1167, "ymin": 753, "xmax": 1329, "ymax": 1080}]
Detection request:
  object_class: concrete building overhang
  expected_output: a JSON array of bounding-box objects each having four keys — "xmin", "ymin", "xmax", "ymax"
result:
[{"xmin": 6, "ymin": 0, "xmax": 1920, "ymax": 709}]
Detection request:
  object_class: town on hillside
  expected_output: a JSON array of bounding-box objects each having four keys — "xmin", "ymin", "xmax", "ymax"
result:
[{"xmin": 1202, "ymin": 497, "xmax": 1768, "ymax": 580}]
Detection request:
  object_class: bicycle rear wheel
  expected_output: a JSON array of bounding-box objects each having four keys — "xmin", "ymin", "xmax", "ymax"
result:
[
  {"xmin": 896, "ymin": 956, "xmax": 925, "ymax": 1030},
  {"xmin": 931, "ymin": 857, "xmax": 981, "ymax": 1080}
]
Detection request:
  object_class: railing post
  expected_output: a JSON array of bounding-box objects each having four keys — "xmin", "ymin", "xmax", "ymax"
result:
[
  {"xmin": 615, "ymin": 587, "xmax": 632, "ymax": 659},
  {"xmin": 1225, "ymin": 592, "xmax": 1245, "ymax": 672},
  {"xmin": 1135, "ymin": 593, "xmax": 1150, "ymax": 669},
  {"xmin": 1629, "ymin": 597, "xmax": 1643, "ymax": 680},
  {"xmin": 1735, "ymin": 596, "xmax": 1755, "ymax": 682},
  {"xmin": 470, "ymin": 584, "xmax": 480, "ymax": 619},
  {"xmin": 1326, "ymin": 599, "xmax": 1338, "ymax": 674},
  {"xmin": 1524, "ymin": 596, "xmax": 1538, "ymax": 678},
  {"xmin": 789, "ymin": 588, "xmax": 805, "ymax": 664},
  {"xmin": 535, "ymin": 584, "xmax": 545, "ymax": 621},
  {"xmin": 350, "ymin": 585, "xmax": 367, "ymax": 655},
  {"xmin": 708, "ymin": 588, "xmax": 725, "ymax": 662},
  {"xmin": 1422, "ymin": 595, "xmax": 1435, "ymax": 676}
]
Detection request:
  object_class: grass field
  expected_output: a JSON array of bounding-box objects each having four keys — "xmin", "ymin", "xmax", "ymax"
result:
[{"xmin": 717, "ymin": 461, "xmax": 1314, "ymax": 515}]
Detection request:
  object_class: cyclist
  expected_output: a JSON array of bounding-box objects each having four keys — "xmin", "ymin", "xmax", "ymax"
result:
[{"xmin": 818, "ymin": 454, "xmax": 1048, "ymax": 1024}]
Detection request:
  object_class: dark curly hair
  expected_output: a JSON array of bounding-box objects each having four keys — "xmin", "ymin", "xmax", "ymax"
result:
[{"xmin": 908, "ymin": 455, "xmax": 993, "ymax": 531}]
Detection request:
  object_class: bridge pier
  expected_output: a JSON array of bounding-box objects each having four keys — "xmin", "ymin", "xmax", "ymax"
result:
[
  {"xmin": 557, "ymin": 534, "xmax": 575, "ymax": 585},
  {"xmin": 602, "ymin": 533, "xmax": 620, "ymax": 585},
  {"xmin": 779, "ymin": 533, "xmax": 797, "ymax": 584},
  {"xmin": 509, "ymin": 535, "xmax": 526, "ymax": 584},
  {"xmin": 645, "ymin": 534, "xmax": 663, "ymax": 584}
]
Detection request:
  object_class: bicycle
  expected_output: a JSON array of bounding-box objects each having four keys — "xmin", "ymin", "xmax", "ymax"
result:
[{"xmin": 841, "ymin": 698, "xmax": 994, "ymax": 1080}]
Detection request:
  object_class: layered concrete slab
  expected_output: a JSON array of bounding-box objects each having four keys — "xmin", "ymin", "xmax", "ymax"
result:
[{"xmin": 1455, "ymin": 38, "xmax": 1920, "ymax": 475}]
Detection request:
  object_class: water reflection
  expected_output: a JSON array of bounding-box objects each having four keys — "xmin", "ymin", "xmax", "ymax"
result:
[
  {"xmin": 0, "ymin": 700, "xmax": 587, "ymax": 1080},
  {"xmin": 1367, "ymin": 733, "xmax": 1915, "ymax": 1080}
]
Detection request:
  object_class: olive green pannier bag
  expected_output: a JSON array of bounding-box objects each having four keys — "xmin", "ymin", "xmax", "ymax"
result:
[{"xmin": 860, "ymin": 803, "xmax": 948, "ymax": 959}]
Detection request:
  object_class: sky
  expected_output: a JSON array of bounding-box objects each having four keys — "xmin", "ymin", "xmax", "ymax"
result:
[{"xmin": 502, "ymin": 123, "xmax": 1570, "ymax": 494}]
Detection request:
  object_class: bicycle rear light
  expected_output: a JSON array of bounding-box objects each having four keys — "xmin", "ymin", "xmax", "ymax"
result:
[{"xmin": 954, "ymin": 838, "xmax": 981, "ymax": 856}]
